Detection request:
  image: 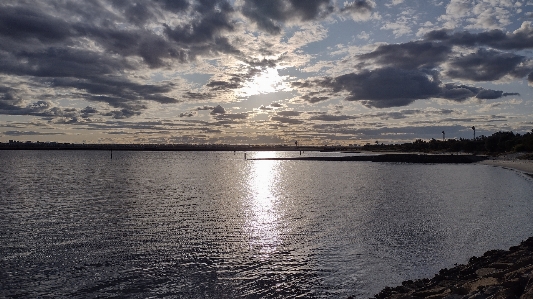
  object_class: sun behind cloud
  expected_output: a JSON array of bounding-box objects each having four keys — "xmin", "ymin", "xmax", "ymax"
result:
[{"xmin": 237, "ymin": 67, "xmax": 291, "ymax": 97}]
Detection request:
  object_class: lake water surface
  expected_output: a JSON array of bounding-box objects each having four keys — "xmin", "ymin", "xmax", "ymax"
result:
[{"xmin": 1, "ymin": 150, "xmax": 533, "ymax": 298}]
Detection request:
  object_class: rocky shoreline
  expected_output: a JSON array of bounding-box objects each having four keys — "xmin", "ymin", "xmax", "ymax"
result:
[{"xmin": 366, "ymin": 237, "xmax": 533, "ymax": 299}]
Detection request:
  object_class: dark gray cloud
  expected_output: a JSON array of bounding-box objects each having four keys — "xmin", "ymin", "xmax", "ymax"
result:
[
  {"xmin": 0, "ymin": 94, "xmax": 84, "ymax": 119},
  {"xmin": 0, "ymin": 6, "xmax": 73, "ymax": 43},
  {"xmin": 102, "ymin": 109, "xmax": 141, "ymax": 119},
  {"xmin": 155, "ymin": 0, "xmax": 190, "ymax": 13},
  {"xmin": 0, "ymin": 0, "xmax": 244, "ymax": 120},
  {"xmin": 80, "ymin": 106, "xmax": 98, "ymax": 115},
  {"xmin": 210, "ymin": 105, "xmax": 226, "ymax": 115},
  {"xmin": 80, "ymin": 106, "xmax": 98, "ymax": 118},
  {"xmin": 317, "ymin": 68, "xmax": 442, "ymax": 108},
  {"xmin": 445, "ymin": 49, "xmax": 527, "ymax": 81},
  {"xmin": 438, "ymin": 84, "xmax": 518, "ymax": 102},
  {"xmin": 308, "ymin": 113, "xmax": 357, "ymax": 121},
  {"xmin": 185, "ymin": 92, "xmax": 213, "ymax": 100},
  {"xmin": 206, "ymin": 80, "xmax": 241, "ymax": 91},
  {"xmin": 179, "ymin": 111, "xmax": 196, "ymax": 117},
  {"xmin": 270, "ymin": 116, "xmax": 304, "ymax": 124},
  {"xmin": 294, "ymin": 68, "xmax": 518, "ymax": 108},
  {"xmin": 163, "ymin": 0, "xmax": 240, "ymax": 59},
  {"xmin": 359, "ymin": 41, "xmax": 451, "ymax": 70},
  {"xmin": 276, "ymin": 110, "xmax": 302, "ymax": 117},
  {"xmin": 242, "ymin": 0, "xmax": 334, "ymax": 34},
  {"xmin": 301, "ymin": 94, "xmax": 330, "ymax": 104},
  {"xmin": 425, "ymin": 25, "xmax": 533, "ymax": 51}
]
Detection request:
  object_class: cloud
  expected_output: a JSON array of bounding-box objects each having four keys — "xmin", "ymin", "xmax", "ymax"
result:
[
  {"xmin": 0, "ymin": 2, "xmax": 190, "ymax": 120},
  {"xmin": 241, "ymin": 0, "xmax": 334, "ymax": 34},
  {"xmin": 210, "ymin": 105, "xmax": 226, "ymax": 115},
  {"xmin": 3, "ymin": 130, "xmax": 64, "ymax": 136},
  {"xmin": 270, "ymin": 116, "xmax": 304, "ymax": 124},
  {"xmin": 438, "ymin": 0, "xmax": 515, "ymax": 30},
  {"xmin": 163, "ymin": 0, "xmax": 241, "ymax": 58},
  {"xmin": 425, "ymin": 22, "xmax": 533, "ymax": 51},
  {"xmin": 341, "ymin": 0, "xmax": 376, "ymax": 21},
  {"xmin": 359, "ymin": 41, "xmax": 451, "ymax": 69},
  {"xmin": 294, "ymin": 68, "xmax": 519, "ymax": 108},
  {"xmin": 0, "ymin": 6, "xmax": 73, "ymax": 43},
  {"xmin": 102, "ymin": 109, "xmax": 141, "ymax": 119},
  {"xmin": 196, "ymin": 105, "xmax": 215, "ymax": 111},
  {"xmin": 213, "ymin": 112, "xmax": 249, "ymax": 121},
  {"xmin": 276, "ymin": 110, "xmax": 302, "ymax": 117},
  {"xmin": 380, "ymin": 16, "xmax": 412, "ymax": 37},
  {"xmin": 0, "ymin": 0, "xmax": 249, "ymax": 122},
  {"xmin": 315, "ymin": 68, "xmax": 442, "ymax": 108},
  {"xmin": 179, "ymin": 111, "xmax": 196, "ymax": 117},
  {"xmin": 156, "ymin": 0, "xmax": 190, "ymax": 13},
  {"xmin": 441, "ymin": 84, "xmax": 518, "ymax": 102},
  {"xmin": 301, "ymin": 94, "xmax": 330, "ymax": 103},
  {"xmin": 445, "ymin": 49, "xmax": 527, "ymax": 81},
  {"xmin": 308, "ymin": 113, "xmax": 357, "ymax": 121},
  {"xmin": 80, "ymin": 106, "xmax": 98, "ymax": 118}
]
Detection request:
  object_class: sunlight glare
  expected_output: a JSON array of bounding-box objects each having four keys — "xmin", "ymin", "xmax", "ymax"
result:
[
  {"xmin": 237, "ymin": 68, "xmax": 290, "ymax": 97},
  {"xmin": 244, "ymin": 156, "xmax": 282, "ymax": 257}
]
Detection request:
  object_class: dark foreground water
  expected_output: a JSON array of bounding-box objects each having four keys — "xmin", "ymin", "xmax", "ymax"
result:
[{"xmin": 1, "ymin": 150, "xmax": 533, "ymax": 298}]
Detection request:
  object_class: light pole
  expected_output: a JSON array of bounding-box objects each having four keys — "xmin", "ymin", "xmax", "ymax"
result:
[{"xmin": 442, "ymin": 131, "xmax": 445, "ymax": 141}]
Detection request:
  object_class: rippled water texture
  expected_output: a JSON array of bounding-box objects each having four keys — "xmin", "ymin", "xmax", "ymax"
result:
[{"xmin": 1, "ymin": 150, "xmax": 533, "ymax": 298}]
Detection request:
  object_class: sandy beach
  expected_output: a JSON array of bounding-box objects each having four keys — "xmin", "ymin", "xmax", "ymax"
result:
[{"xmin": 477, "ymin": 154, "xmax": 533, "ymax": 177}]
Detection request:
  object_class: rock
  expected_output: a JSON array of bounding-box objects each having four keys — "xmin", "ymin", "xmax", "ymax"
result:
[{"xmin": 369, "ymin": 237, "xmax": 533, "ymax": 299}]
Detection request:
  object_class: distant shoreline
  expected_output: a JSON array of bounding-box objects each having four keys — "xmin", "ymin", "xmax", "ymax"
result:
[{"xmin": 0, "ymin": 143, "xmax": 328, "ymax": 152}]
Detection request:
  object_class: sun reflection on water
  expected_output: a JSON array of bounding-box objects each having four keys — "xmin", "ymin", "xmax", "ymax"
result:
[{"xmin": 244, "ymin": 152, "xmax": 282, "ymax": 257}]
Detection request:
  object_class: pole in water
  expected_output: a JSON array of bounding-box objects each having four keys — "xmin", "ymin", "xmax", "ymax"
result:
[
  {"xmin": 110, "ymin": 149, "xmax": 113, "ymax": 159},
  {"xmin": 244, "ymin": 153, "xmax": 247, "ymax": 160}
]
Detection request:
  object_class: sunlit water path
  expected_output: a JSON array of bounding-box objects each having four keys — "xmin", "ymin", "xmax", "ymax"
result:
[{"xmin": 1, "ymin": 150, "xmax": 532, "ymax": 298}]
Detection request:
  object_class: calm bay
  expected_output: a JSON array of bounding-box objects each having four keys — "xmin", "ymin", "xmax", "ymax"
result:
[{"xmin": 1, "ymin": 150, "xmax": 532, "ymax": 298}]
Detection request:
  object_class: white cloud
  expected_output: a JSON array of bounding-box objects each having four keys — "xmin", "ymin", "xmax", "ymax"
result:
[{"xmin": 381, "ymin": 16, "xmax": 413, "ymax": 37}]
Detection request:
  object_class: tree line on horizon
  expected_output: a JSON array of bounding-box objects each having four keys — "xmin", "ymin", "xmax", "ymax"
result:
[{"xmin": 363, "ymin": 130, "xmax": 533, "ymax": 154}]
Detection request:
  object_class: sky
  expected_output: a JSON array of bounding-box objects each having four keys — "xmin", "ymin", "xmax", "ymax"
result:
[{"xmin": 1, "ymin": 0, "xmax": 533, "ymax": 145}]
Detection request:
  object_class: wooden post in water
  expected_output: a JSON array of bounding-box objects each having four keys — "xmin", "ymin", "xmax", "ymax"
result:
[{"xmin": 110, "ymin": 149, "xmax": 113, "ymax": 159}]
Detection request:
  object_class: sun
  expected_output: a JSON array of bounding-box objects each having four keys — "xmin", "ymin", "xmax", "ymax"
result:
[{"xmin": 237, "ymin": 67, "xmax": 290, "ymax": 97}]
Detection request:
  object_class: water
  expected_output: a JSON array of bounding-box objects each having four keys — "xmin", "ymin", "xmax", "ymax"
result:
[{"xmin": 1, "ymin": 150, "xmax": 532, "ymax": 298}]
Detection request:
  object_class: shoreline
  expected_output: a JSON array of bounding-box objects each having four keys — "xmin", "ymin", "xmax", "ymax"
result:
[
  {"xmin": 369, "ymin": 237, "xmax": 533, "ymax": 299},
  {"xmin": 477, "ymin": 155, "xmax": 533, "ymax": 178}
]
